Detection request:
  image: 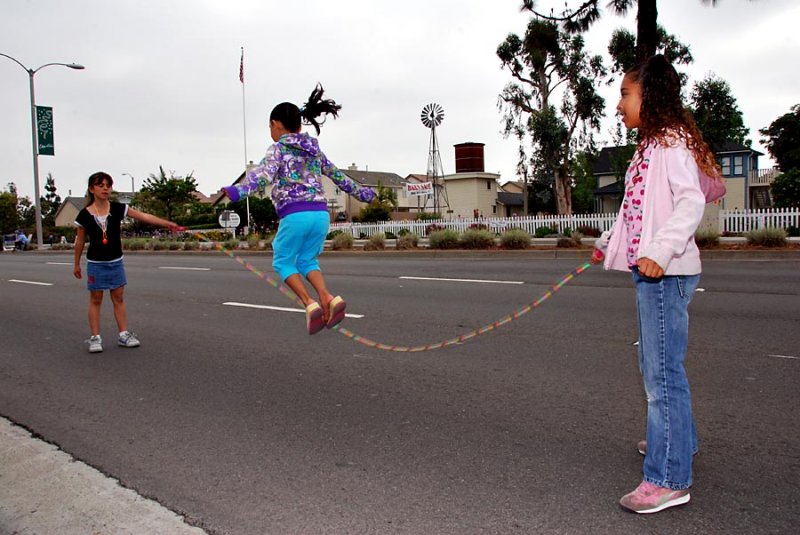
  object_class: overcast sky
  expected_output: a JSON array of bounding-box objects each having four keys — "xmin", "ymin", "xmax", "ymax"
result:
[{"xmin": 2, "ymin": 0, "xmax": 798, "ymax": 202}]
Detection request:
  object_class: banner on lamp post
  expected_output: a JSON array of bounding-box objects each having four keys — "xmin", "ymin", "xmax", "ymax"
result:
[{"xmin": 36, "ymin": 106, "xmax": 54, "ymax": 156}]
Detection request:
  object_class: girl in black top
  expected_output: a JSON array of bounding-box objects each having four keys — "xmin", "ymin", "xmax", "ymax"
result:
[{"xmin": 74, "ymin": 172, "xmax": 182, "ymax": 353}]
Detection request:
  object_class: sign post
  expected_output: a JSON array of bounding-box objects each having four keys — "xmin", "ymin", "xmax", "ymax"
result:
[{"xmin": 218, "ymin": 210, "xmax": 241, "ymax": 239}]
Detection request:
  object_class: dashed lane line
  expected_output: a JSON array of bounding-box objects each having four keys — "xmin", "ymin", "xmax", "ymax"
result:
[{"xmin": 223, "ymin": 301, "xmax": 364, "ymax": 318}]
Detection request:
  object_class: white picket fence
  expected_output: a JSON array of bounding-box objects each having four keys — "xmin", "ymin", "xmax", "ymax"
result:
[
  {"xmin": 328, "ymin": 208, "xmax": 800, "ymax": 238},
  {"xmin": 720, "ymin": 208, "xmax": 800, "ymax": 234},
  {"xmin": 329, "ymin": 213, "xmax": 618, "ymax": 238}
]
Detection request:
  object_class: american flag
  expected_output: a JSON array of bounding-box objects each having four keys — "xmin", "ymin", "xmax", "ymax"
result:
[{"xmin": 239, "ymin": 48, "xmax": 244, "ymax": 83}]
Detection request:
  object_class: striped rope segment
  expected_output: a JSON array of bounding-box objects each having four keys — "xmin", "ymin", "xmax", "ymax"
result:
[{"xmin": 196, "ymin": 232, "xmax": 591, "ymax": 352}]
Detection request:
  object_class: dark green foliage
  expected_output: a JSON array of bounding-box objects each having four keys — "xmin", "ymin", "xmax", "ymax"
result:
[
  {"xmin": 534, "ymin": 225, "xmax": 557, "ymax": 238},
  {"xmin": 770, "ymin": 169, "xmax": 800, "ymax": 208},
  {"xmin": 691, "ymin": 75, "xmax": 749, "ymax": 152},
  {"xmin": 760, "ymin": 104, "xmax": 800, "ymax": 172}
]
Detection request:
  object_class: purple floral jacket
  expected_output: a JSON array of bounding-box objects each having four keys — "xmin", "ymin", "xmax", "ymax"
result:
[{"xmin": 223, "ymin": 133, "xmax": 375, "ymax": 218}]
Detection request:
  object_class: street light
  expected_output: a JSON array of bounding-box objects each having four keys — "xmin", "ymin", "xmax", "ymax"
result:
[
  {"xmin": 122, "ymin": 172, "xmax": 135, "ymax": 193},
  {"xmin": 1, "ymin": 52, "xmax": 84, "ymax": 250}
]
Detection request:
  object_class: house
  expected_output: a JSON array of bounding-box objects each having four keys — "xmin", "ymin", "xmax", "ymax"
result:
[
  {"xmin": 54, "ymin": 191, "xmax": 137, "ymax": 227},
  {"xmin": 54, "ymin": 197, "xmax": 87, "ymax": 227},
  {"xmin": 439, "ymin": 143, "xmax": 502, "ymax": 219},
  {"xmin": 715, "ymin": 141, "xmax": 778, "ymax": 210},
  {"xmin": 592, "ymin": 142, "xmax": 779, "ymax": 213}
]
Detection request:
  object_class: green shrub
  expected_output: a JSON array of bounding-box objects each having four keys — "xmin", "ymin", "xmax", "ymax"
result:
[
  {"xmin": 327, "ymin": 229, "xmax": 344, "ymax": 240},
  {"xmin": 695, "ymin": 228, "xmax": 720, "ymax": 248},
  {"xmin": 745, "ymin": 227, "xmax": 788, "ymax": 247},
  {"xmin": 363, "ymin": 232, "xmax": 386, "ymax": 251},
  {"xmin": 396, "ymin": 232, "xmax": 419, "ymax": 250},
  {"xmin": 384, "ymin": 231, "xmax": 396, "ymax": 239},
  {"xmin": 428, "ymin": 229, "xmax": 460, "ymax": 249},
  {"xmin": 223, "ymin": 239, "xmax": 239, "ymax": 250},
  {"xmin": 247, "ymin": 235, "xmax": 260, "ymax": 249},
  {"xmin": 168, "ymin": 241, "xmax": 182, "ymax": 250},
  {"xmin": 570, "ymin": 231, "xmax": 584, "ymax": 246},
  {"xmin": 397, "ymin": 228, "xmax": 411, "ymax": 236},
  {"xmin": 183, "ymin": 241, "xmax": 199, "ymax": 251},
  {"xmin": 123, "ymin": 238, "xmax": 148, "ymax": 251},
  {"xmin": 534, "ymin": 225, "xmax": 557, "ymax": 238},
  {"xmin": 331, "ymin": 233, "xmax": 354, "ymax": 250},
  {"xmin": 204, "ymin": 230, "xmax": 227, "ymax": 242},
  {"xmin": 459, "ymin": 229, "xmax": 495, "ymax": 249},
  {"xmin": 500, "ymin": 228, "xmax": 531, "ymax": 249}
]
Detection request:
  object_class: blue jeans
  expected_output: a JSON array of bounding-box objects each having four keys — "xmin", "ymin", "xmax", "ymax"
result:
[
  {"xmin": 633, "ymin": 268, "xmax": 700, "ymax": 490},
  {"xmin": 271, "ymin": 211, "xmax": 330, "ymax": 281}
]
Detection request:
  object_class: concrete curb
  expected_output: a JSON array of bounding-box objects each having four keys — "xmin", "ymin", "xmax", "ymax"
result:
[{"xmin": 0, "ymin": 417, "xmax": 206, "ymax": 535}]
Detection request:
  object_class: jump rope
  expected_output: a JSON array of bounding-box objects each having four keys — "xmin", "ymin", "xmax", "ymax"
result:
[{"xmin": 195, "ymin": 233, "xmax": 592, "ymax": 352}]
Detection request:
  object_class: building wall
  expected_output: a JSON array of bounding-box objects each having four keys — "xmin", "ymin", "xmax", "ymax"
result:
[
  {"xmin": 54, "ymin": 204, "xmax": 81, "ymax": 227},
  {"xmin": 721, "ymin": 177, "xmax": 746, "ymax": 211},
  {"xmin": 443, "ymin": 172, "xmax": 501, "ymax": 218}
]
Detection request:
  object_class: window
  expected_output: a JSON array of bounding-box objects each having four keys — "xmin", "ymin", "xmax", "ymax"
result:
[
  {"xmin": 487, "ymin": 180, "xmax": 492, "ymax": 190},
  {"xmin": 733, "ymin": 156, "xmax": 743, "ymax": 176},
  {"xmin": 720, "ymin": 157, "xmax": 731, "ymax": 176}
]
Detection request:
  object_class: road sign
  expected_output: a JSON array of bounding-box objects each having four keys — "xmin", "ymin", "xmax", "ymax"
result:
[{"xmin": 218, "ymin": 211, "xmax": 241, "ymax": 228}]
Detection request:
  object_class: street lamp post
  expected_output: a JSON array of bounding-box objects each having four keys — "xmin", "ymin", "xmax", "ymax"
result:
[
  {"xmin": 122, "ymin": 172, "xmax": 135, "ymax": 193},
  {"xmin": 1, "ymin": 52, "xmax": 84, "ymax": 250}
]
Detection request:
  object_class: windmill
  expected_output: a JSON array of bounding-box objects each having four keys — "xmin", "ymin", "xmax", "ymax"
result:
[{"xmin": 420, "ymin": 103, "xmax": 449, "ymax": 214}]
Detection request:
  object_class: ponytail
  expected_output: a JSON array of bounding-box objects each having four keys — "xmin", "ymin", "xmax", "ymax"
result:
[{"xmin": 269, "ymin": 83, "xmax": 341, "ymax": 135}]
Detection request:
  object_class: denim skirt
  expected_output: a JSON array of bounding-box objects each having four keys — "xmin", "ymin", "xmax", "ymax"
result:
[{"xmin": 87, "ymin": 259, "xmax": 127, "ymax": 291}]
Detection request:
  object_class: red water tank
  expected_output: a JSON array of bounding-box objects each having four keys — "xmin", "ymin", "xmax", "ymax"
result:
[{"xmin": 454, "ymin": 142, "xmax": 485, "ymax": 173}]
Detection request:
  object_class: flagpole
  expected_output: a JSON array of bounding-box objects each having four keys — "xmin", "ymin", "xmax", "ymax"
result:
[{"xmin": 240, "ymin": 46, "xmax": 251, "ymax": 235}]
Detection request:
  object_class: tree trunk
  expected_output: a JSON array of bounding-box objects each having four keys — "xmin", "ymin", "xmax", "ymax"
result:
[
  {"xmin": 554, "ymin": 167, "xmax": 573, "ymax": 215},
  {"xmin": 636, "ymin": 0, "xmax": 658, "ymax": 62}
]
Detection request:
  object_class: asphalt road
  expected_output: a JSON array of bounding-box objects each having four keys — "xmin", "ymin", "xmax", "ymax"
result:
[{"xmin": 1, "ymin": 251, "xmax": 798, "ymax": 534}]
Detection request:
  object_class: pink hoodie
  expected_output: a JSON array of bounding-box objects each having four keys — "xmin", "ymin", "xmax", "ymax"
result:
[{"xmin": 595, "ymin": 138, "xmax": 706, "ymax": 275}]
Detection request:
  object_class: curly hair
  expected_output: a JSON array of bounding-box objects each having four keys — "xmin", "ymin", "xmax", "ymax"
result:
[
  {"xmin": 627, "ymin": 55, "xmax": 721, "ymax": 179},
  {"xmin": 269, "ymin": 83, "xmax": 341, "ymax": 135}
]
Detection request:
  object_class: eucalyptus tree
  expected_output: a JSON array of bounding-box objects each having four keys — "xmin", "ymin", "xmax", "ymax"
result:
[{"xmin": 498, "ymin": 18, "xmax": 606, "ymax": 214}]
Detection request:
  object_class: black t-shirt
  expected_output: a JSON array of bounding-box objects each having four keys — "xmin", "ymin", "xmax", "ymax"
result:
[{"xmin": 75, "ymin": 202, "xmax": 127, "ymax": 262}]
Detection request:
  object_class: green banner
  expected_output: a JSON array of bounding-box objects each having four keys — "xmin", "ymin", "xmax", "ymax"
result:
[{"xmin": 36, "ymin": 106, "xmax": 54, "ymax": 156}]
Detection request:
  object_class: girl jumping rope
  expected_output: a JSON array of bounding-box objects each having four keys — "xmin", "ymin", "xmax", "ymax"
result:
[
  {"xmin": 74, "ymin": 172, "xmax": 182, "ymax": 353},
  {"xmin": 222, "ymin": 84, "xmax": 376, "ymax": 335},
  {"xmin": 591, "ymin": 55, "xmax": 724, "ymax": 514}
]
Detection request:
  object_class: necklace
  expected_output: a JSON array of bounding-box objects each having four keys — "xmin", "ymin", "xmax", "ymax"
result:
[{"xmin": 92, "ymin": 205, "xmax": 110, "ymax": 245}]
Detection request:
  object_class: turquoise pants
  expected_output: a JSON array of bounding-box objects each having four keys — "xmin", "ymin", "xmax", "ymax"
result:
[{"xmin": 271, "ymin": 210, "xmax": 329, "ymax": 281}]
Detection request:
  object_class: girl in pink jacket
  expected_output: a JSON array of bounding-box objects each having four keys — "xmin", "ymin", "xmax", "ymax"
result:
[{"xmin": 592, "ymin": 55, "xmax": 724, "ymax": 514}]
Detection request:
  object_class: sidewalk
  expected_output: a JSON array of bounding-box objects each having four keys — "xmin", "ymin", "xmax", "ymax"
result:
[{"xmin": 0, "ymin": 417, "xmax": 206, "ymax": 535}]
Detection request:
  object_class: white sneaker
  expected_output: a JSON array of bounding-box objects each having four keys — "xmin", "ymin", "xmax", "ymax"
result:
[
  {"xmin": 86, "ymin": 335, "xmax": 103, "ymax": 353},
  {"xmin": 118, "ymin": 331, "xmax": 140, "ymax": 348}
]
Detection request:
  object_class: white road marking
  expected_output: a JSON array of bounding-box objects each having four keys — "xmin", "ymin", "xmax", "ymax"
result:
[
  {"xmin": 399, "ymin": 276, "xmax": 523, "ymax": 285},
  {"xmin": 696, "ymin": 288, "xmax": 705, "ymax": 292},
  {"xmin": 46, "ymin": 262, "xmax": 72, "ymax": 265},
  {"xmin": 8, "ymin": 279, "xmax": 53, "ymax": 286},
  {"xmin": 223, "ymin": 302, "xmax": 364, "ymax": 318},
  {"xmin": 768, "ymin": 354, "xmax": 798, "ymax": 360},
  {"xmin": 158, "ymin": 267, "xmax": 211, "ymax": 271}
]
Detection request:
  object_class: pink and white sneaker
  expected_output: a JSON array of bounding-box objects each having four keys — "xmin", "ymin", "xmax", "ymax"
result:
[{"xmin": 619, "ymin": 481, "xmax": 690, "ymax": 514}]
